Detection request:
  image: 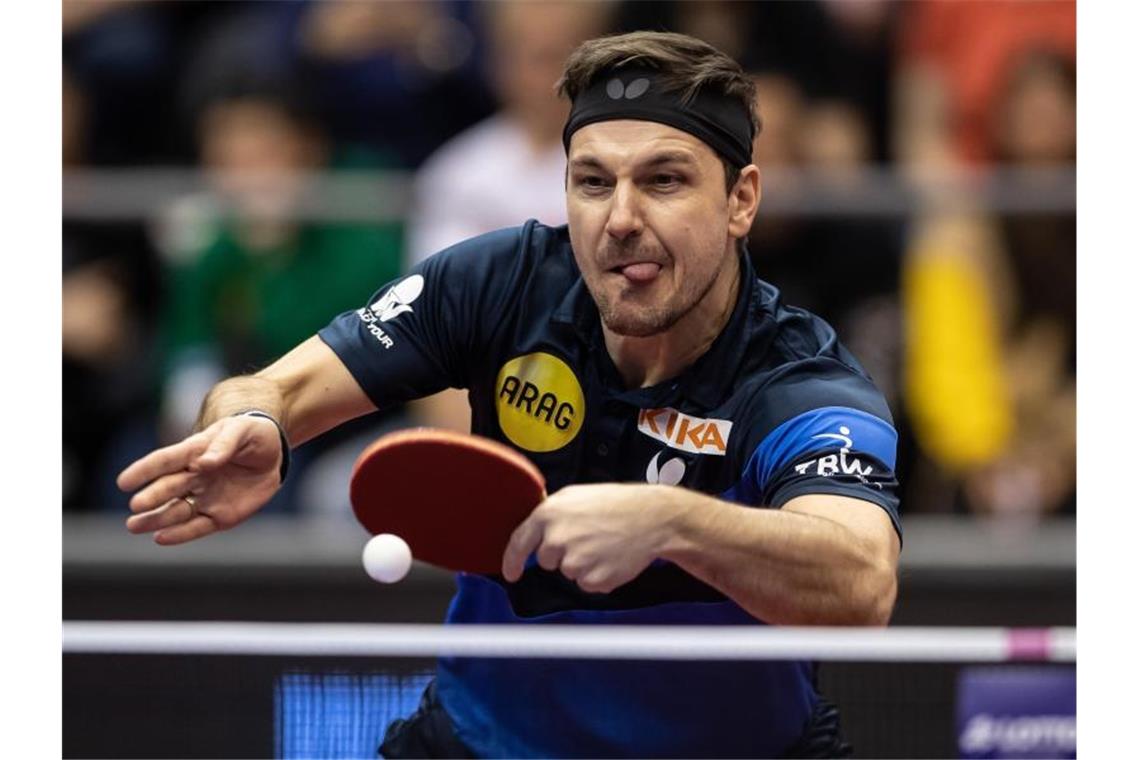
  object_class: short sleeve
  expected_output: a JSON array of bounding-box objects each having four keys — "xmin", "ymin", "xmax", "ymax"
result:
[
  {"xmin": 317, "ymin": 225, "xmax": 529, "ymax": 410},
  {"xmin": 722, "ymin": 368, "xmax": 903, "ymax": 541}
]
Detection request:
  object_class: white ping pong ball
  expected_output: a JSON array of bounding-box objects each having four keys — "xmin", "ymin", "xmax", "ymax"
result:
[{"xmin": 362, "ymin": 534, "xmax": 413, "ymax": 583}]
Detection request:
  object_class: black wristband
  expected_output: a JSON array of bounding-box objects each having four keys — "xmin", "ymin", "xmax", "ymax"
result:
[{"xmin": 234, "ymin": 410, "xmax": 291, "ymax": 483}]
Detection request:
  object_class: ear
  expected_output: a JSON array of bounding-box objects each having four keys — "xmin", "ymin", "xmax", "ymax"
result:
[{"xmin": 727, "ymin": 164, "xmax": 761, "ymax": 240}]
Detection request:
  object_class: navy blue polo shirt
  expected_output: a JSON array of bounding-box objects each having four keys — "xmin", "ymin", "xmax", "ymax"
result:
[{"xmin": 319, "ymin": 220, "xmax": 901, "ymax": 758}]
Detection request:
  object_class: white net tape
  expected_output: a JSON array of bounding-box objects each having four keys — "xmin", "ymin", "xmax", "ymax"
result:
[{"xmin": 62, "ymin": 622, "xmax": 1075, "ymax": 662}]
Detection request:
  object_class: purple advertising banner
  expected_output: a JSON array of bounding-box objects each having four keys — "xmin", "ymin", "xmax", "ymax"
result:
[{"xmin": 957, "ymin": 667, "xmax": 1076, "ymax": 759}]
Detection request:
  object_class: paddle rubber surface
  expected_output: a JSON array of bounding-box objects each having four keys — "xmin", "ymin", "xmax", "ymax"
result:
[{"xmin": 350, "ymin": 428, "xmax": 546, "ymax": 574}]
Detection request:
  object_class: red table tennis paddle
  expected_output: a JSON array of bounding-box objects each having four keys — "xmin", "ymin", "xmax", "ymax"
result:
[{"xmin": 350, "ymin": 428, "xmax": 547, "ymax": 574}]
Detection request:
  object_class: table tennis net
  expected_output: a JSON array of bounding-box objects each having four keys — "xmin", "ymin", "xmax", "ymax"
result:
[{"xmin": 63, "ymin": 622, "xmax": 1076, "ymax": 759}]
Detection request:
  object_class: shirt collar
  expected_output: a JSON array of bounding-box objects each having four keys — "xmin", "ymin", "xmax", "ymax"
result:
[{"xmin": 551, "ymin": 276, "xmax": 595, "ymax": 339}]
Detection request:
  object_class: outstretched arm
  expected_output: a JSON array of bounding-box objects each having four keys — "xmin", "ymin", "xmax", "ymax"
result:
[
  {"xmin": 118, "ymin": 336, "xmax": 375, "ymax": 544},
  {"xmin": 502, "ymin": 484, "xmax": 899, "ymax": 626}
]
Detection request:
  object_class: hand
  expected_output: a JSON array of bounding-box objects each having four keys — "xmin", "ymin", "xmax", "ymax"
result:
[
  {"xmin": 501, "ymin": 484, "xmax": 684, "ymax": 594},
  {"xmin": 117, "ymin": 415, "xmax": 284, "ymax": 545}
]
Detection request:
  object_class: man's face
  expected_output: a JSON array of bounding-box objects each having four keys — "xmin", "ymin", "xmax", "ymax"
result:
[{"xmin": 566, "ymin": 120, "xmax": 749, "ymax": 337}]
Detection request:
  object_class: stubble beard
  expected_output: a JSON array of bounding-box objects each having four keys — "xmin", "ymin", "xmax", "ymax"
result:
[
  {"xmin": 592, "ymin": 264, "xmax": 723, "ymax": 338},
  {"xmin": 596, "ymin": 294, "xmax": 678, "ymax": 337}
]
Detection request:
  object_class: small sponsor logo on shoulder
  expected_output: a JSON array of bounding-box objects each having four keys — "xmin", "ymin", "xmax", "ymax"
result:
[
  {"xmin": 356, "ymin": 275, "xmax": 425, "ymax": 349},
  {"xmin": 795, "ymin": 425, "xmax": 881, "ymax": 487},
  {"xmin": 371, "ymin": 275, "xmax": 424, "ymax": 322},
  {"xmin": 637, "ymin": 408, "xmax": 731, "ymax": 456}
]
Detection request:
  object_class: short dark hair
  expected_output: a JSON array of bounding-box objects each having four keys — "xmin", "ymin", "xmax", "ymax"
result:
[{"xmin": 557, "ymin": 31, "xmax": 759, "ymax": 193}]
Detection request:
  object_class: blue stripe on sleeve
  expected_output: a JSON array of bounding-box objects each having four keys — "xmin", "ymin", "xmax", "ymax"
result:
[{"xmin": 725, "ymin": 406, "xmax": 897, "ymax": 505}]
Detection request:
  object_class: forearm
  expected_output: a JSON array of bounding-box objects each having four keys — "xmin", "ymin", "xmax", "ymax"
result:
[
  {"xmin": 658, "ymin": 488, "xmax": 897, "ymax": 626},
  {"xmin": 195, "ymin": 336, "xmax": 376, "ymax": 446}
]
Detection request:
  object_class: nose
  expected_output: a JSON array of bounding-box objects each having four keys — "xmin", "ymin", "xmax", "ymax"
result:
[{"xmin": 604, "ymin": 181, "xmax": 643, "ymax": 242}]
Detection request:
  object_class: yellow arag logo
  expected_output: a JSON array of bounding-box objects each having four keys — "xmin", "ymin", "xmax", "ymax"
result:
[{"xmin": 495, "ymin": 352, "xmax": 585, "ymax": 452}]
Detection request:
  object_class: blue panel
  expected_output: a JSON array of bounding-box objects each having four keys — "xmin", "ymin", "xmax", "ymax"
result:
[{"xmin": 274, "ymin": 670, "xmax": 434, "ymax": 759}]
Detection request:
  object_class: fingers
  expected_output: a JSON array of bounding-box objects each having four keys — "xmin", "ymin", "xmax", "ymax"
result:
[
  {"xmin": 535, "ymin": 539, "xmax": 565, "ymax": 573},
  {"xmin": 577, "ymin": 568, "xmax": 616, "ymax": 595},
  {"xmin": 118, "ymin": 415, "xmax": 268, "ymax": 494},
  {"xmin": 125, "ymin": 496, "xmax": 196, "ymax": 535},
  {"xmin": 501, "ymin": 524, "xmax": 626, "ymax": 593},
  {"xmin": 117, "ymin": 431, "xmax": 211, "ymax": 492},
  {"xmin": 502, "ymin": 513, "xmax": 546, "ymax": 582},
  {"xmin": 127, "ymin": 470, "xmax": 200, "ymax": 515},
  {"xmin": 559, "ymin": 554, "xmax": 587, "ymax": 581},
  {"xmin": 154, "ymin": 514, "xmax": 219, "ymax": 546},
  {"xmin": 193, "ymin": 417, "xmax": 250, "ymax": 471}
]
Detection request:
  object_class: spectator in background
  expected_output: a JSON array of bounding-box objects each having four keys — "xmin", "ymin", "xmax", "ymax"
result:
[
  {"xmin": 746, "ymin": 71, "xmax": 902, "ymax": 323},
  {"xmin": 900, "ymin": 49, "xmax": 1075, "ymax": 517},
  {"xmin": 63, "ymin": 0, "xmax": 173, "ymax": 165},
  {"xmin": 406, "ymin": 0, "xmax": 612, "ymax": 432},
  {"xmin": 894, "ymin": 0, "xmax": 1075, "ymax": 167},
  {"xmin": 292, "ymin": 0, "xmax": 495, "ymax": 169},
  {"xmin": 617, "ymin": 0, "xmax": 899, "ymax": 161},
  {"xmin": 743, "ymin": 73, "xmax": 905, "ymax": 415},
  {"xmin": 62, "ymin": 0, "xmax": 242, "ymax": 166},
  {"xmin": 408, "ymin": 0, "xmax": 613, "ymax": 263},
  {"xmin": 159, "ymin": 69, "xmax": 405, "ymax": 514},
  {"xmin": 63, "ymin": 66, "xmax": 163, "ymax": 512}
]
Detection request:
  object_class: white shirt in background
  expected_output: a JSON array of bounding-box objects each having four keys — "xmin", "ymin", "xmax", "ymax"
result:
[{"xmin": 408, "ymin": 115, "xmax": 568, "ymax": 267}]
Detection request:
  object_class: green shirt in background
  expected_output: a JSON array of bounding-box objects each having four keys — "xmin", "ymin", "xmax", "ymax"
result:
[{"xmin": 165, "ymin": 221, "xmax": 403, "ymax": 374}]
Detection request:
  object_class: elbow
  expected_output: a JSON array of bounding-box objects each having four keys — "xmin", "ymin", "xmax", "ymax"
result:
[
  {"xmin": 772, "ymin": 560, "xmax": 897, "ymax": 627},
  {"xmin": 855, "ymin": 559, "xmax": 897, "ymax": 627}
]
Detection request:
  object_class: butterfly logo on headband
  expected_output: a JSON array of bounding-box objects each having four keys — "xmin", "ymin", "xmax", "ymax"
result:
[{"xmin": 606, "ymin": 77, "xmax": 651, "ymax": 100}]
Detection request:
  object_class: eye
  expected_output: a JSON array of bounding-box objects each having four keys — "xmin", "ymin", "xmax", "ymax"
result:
[
  {"xmin": 575, "ymin": 174, "xmax": 611, "ymax": 193},
  {"xmin": 651, "ymin": 173, "xmax": 681, "ymax": 189}
]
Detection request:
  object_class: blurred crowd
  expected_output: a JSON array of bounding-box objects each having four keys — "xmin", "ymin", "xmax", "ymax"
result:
[{"xmin": 62, "ymin": 0, "xmax": 1076, "ymax": 523}]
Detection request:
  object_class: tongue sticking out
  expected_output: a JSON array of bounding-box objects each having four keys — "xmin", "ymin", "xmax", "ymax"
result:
[{"xmin": 620, "ymin": 262, "xmax": 662, "ymax": 283}]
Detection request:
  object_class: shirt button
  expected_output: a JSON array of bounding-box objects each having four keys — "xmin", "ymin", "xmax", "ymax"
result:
[{"xmin": 596, "ymin": 443, "xmax": 609, "ymax": 456}]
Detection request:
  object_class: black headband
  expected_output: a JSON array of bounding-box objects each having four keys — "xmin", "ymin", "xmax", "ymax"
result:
[{"xmin": 562, "ymin": 66, "xmax": 755, "ymax": 169}]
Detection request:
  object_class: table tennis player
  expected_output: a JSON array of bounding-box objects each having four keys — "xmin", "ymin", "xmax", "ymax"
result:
[{"xmin": 119, "ymin": 31, "xmax": 901, "ymax": 758}]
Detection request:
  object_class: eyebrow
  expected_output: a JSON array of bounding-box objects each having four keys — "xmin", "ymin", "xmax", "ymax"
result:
[
  {"xmin": 569, "ymin": 151, "xmax": 699, "ymax": 172},
  {"xmin": 641, "ymin": 151, "xmax": 699, "ymax": 168},
  {"xmin": 568, "ymin": 156, "xmax": 607, "ymax": 171}
]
